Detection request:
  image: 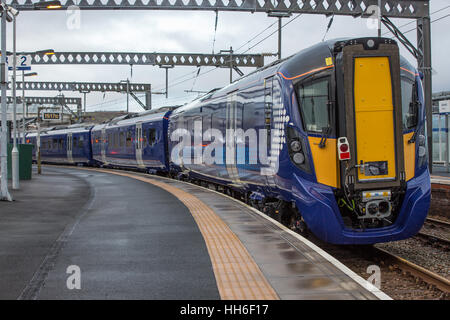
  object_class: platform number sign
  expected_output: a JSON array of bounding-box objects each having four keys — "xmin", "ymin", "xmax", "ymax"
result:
[{"xmin": 7, "ymin": 55, "xmax": 32, "ymax": 71}]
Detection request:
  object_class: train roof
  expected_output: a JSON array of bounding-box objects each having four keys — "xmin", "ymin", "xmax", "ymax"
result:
[
  {"xmin": 26, "ymin": 123, "xmax": 94, "ymax": 137},
  {"xmin": 173, "ymin": 37, "xmax": 418, "ymax": 116},
  {"xmin": 92, "ymin": 106, "xmax": 178, "ymax": 131}
]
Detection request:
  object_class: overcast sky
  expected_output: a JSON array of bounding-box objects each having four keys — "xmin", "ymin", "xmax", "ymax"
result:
[{"xmin": 4, "ymin": 0, "xmax": 450, "ymax": 112}]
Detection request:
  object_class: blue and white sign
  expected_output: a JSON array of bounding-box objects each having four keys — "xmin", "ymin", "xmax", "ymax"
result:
[
  {"xmin": 7, "ymin": 55, "xmax": 32, "ymax": 71},
  {"xmin": 439, "ymin": 100, "xmax": 450, "ymax": 114}
]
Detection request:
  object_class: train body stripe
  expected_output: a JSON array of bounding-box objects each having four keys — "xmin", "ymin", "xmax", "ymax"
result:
[{"xmin": 277, "ymin": 65, "xmax": 334, "ymax": 81}]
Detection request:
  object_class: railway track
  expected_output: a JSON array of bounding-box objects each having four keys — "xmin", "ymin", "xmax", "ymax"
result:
[
  {"xmin": 415, "ymin": 217, "xmax": 450, "ymax": 248},
  {"xmin": 372, "ymin": 246, "xmax": 450, "ymax": 294},
  {"xmin": 426, "ymin": 217, "xmax": 450, "ymax": 228}
]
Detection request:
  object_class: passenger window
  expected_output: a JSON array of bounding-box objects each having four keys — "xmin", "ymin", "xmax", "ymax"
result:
[
  {"xmin": 296, "ymin": 78, "xmax": 330, "ymax": 133},
  {"xmin": 126, "ymin": 131, "xmax": 132, "ymax": 147},
  {"xmin": 142, "ymin": 130, "xmax": 147, "ymax": 147},
  {"xmin": 401, "ymin": 78, "xmax": 418, "ymax": 130},
  {"xmin": 148, "ymin": 129, "xmax": 156, "ymax": 146},
  {"xmin": 119, "ymin": 132, "xmax": 125, "ymax": 147}
]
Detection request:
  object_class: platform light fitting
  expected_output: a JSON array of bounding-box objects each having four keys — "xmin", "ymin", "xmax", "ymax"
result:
[
  {"xmin": 7, "ymin": 6, "xmax": 19, "ymax": 17},
  {"xmin": 33, "ymin": 1, "xmax": 62, "ymax": 10}
]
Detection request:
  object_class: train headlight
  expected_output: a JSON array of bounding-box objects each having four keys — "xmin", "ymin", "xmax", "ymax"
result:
[
  {"xmin": 418, "ymin": 146, "xmax": 426, "ymax": 157},
  {"xmin": 417, "ymin": 130, "xmax": 428, "ymax": 169},
  {"xmin": 293, "ymin": 152, "xmax": 305, "ymax": 165},
  {"xmin": 290, "ymin": 140, "xmax": 302, "ymax": 152},
  {"xmin": 417, "ymin": 134, "xmax": 425, "ymax": 146},
  {"xmin": 287, "ymin": 127, "xmax": 311, "ymax": 174}
]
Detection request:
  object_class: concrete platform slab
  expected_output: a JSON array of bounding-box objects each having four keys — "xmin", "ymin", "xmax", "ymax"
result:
[{"xmin": 0, "ymin": 166, "xmax": 390, "ymax": 300}]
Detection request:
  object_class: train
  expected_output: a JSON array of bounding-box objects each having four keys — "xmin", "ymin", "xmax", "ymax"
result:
[{"xmin": 26, "ymin": 37, "xmax": 431, "ymax": 245}]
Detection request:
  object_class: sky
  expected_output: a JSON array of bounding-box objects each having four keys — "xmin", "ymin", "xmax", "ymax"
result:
[{"xmin": 3, "ymin": 0, "xmax": 450, "ymax": 113}]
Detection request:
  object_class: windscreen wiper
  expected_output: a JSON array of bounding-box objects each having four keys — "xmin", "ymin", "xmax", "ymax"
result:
[{"xmin": 318, "ymin": 126, "xmax": 332, "ymax": 148}]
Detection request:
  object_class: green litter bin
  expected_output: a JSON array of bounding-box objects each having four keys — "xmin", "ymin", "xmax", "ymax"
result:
[{"xmin": 7, "ymin": 144, "xmax": 33, "ymax": 180}]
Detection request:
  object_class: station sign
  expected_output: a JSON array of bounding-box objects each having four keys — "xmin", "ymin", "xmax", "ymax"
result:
[
  {"xmin": 42, "ymin": 112, "xmax": 61, "ymax": 121},
  {"xmin": 7, "ymin": 55, "xmax": 32, "ymax": 71},
  {"xmin": 439, "ymin": 100, "xmax": 450, "ymax": 114}
]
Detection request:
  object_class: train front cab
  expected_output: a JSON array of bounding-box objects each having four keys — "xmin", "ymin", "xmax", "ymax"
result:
[{"xmin": 284, "ymin": 38, "xmax": 430, "ymax": 244}]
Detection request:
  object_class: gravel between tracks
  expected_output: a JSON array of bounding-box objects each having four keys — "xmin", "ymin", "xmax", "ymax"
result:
[{"xmin": 310, "ymin": 236, "xmax": 449, "ymax": 300}]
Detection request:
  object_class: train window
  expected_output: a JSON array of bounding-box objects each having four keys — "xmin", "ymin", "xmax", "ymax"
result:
[
  {"xmin": 53, "ymin": 138, "xmax": 58, "ymax": 149},
  {"xmin": 73, "ymin": 137, "xmax": 78, "ymax": 149},
  {"xmin": 142, "ymin": 129, "xmax": 147, "ymax": 147},
  {"xmin": 401, "ymin": 78, "xmax": 418, "ymax": 130},
  {"xmin": 78, "ymin": 137, "xmax": 84, "ymax": 148},
  {"xmin": 60, "ymin": 139, "xmax": 64, "ymax": 150},
  {"xmin": 296, "ymin": 78, "xmax": 330, "ymax": 133},
  {"xmin": 126, "ymin": 131, "xmax": 132, "ymax": 147},
  {"xmin": 148, "ymin": 128, "xmax": 156, "ymax": 146},
  {"xmin": 119, "ymin": 131, "xmax": 125, "ymax": 147}
]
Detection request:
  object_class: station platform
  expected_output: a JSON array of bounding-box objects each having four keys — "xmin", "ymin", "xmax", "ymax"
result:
[
  {"xmin": 0, "ymin": 166, "xmax": 389, "ymax": 300},
  {"xmin": 431, "ymin": 175, "xmax": 450, "ymax": 186}
]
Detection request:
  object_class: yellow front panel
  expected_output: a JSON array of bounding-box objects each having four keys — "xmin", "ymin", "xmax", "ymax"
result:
[
  {"xmin": 308, "ymin": 137, "xmax": 338, "ymax": 188},
  {"xmin": 403, "ymin": 132, "xmax": 415, "ymax": 181},
  {"xmin": 354, "ymin": 57, "xmax": 396, "ymax": 181}
]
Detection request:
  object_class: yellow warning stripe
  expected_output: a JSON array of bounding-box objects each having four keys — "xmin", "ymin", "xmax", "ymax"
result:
[{"xmin": 91, "ymin": 168, "xmax": 279, "ymax": 300}]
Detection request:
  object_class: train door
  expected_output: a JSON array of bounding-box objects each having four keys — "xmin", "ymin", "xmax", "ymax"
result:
[
  {"xmin": 67, "ymin": 133, "xmax": 74, "ymax": 163},
  {"xmin": 135, "ymin": 123, "xmax": 145, "ymax": 168},
  {"xmin": 341, "ymin": 43, "xmax": 405, "ymax": 190},
  {"xmin": 101, "ymin": 128, "xmax": 108, "ymax": 165},
  {"xmin": 226, "ymin": 91, "xmax": 241, "ymax": 185}
]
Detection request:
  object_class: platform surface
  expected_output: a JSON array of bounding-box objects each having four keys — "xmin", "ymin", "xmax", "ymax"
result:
[{"xmin": 0, "ymin": 166, "xmax": 387, "ymax": 300}]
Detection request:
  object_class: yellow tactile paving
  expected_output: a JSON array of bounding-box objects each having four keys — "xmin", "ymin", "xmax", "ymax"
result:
[{"xmin": 91, "ymin": 168, "xmax": 279, "ymax": 300}]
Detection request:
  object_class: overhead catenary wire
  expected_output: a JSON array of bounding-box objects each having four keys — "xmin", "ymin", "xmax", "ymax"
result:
[
  {"xmin": 382, "ymin": 3, "xmax": 450, "ymax": 36},
  {"xmin": 162, "ymin": 13, "xmax": 304, "ymax": 92},
  {"xmin": 153, "ymin": 13, "xmax": 280, "ymax": 92},
  {"xmin": 401, "ymin": 13, "xmax": 450, "ymax": 35}
]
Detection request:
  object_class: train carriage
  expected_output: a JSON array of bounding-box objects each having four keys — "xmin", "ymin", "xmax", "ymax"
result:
[
  {"xmin": 168, "ymin": 37, "xmax": 431, "ymax": 244},
  {"xmin": 91, "ymin": 107, "xmax": 175, "ymax": 172},
  {"xmin": 26, "ymin": 125, "xmax": 94, "ymax": 165}
]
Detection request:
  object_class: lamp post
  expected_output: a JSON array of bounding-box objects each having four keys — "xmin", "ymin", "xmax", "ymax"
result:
[
  {"xmin": 10, "ymin": 7, "xmax": 19, "ymax": 190},
  {"xmin": 0, "ymin": 2, "xmax": 12, "ymax": 201}
]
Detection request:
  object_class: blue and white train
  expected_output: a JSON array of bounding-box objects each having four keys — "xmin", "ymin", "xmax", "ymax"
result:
[{"xmin": 26, "ymin": 37, "xmax": 431, "ymax": 244}]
